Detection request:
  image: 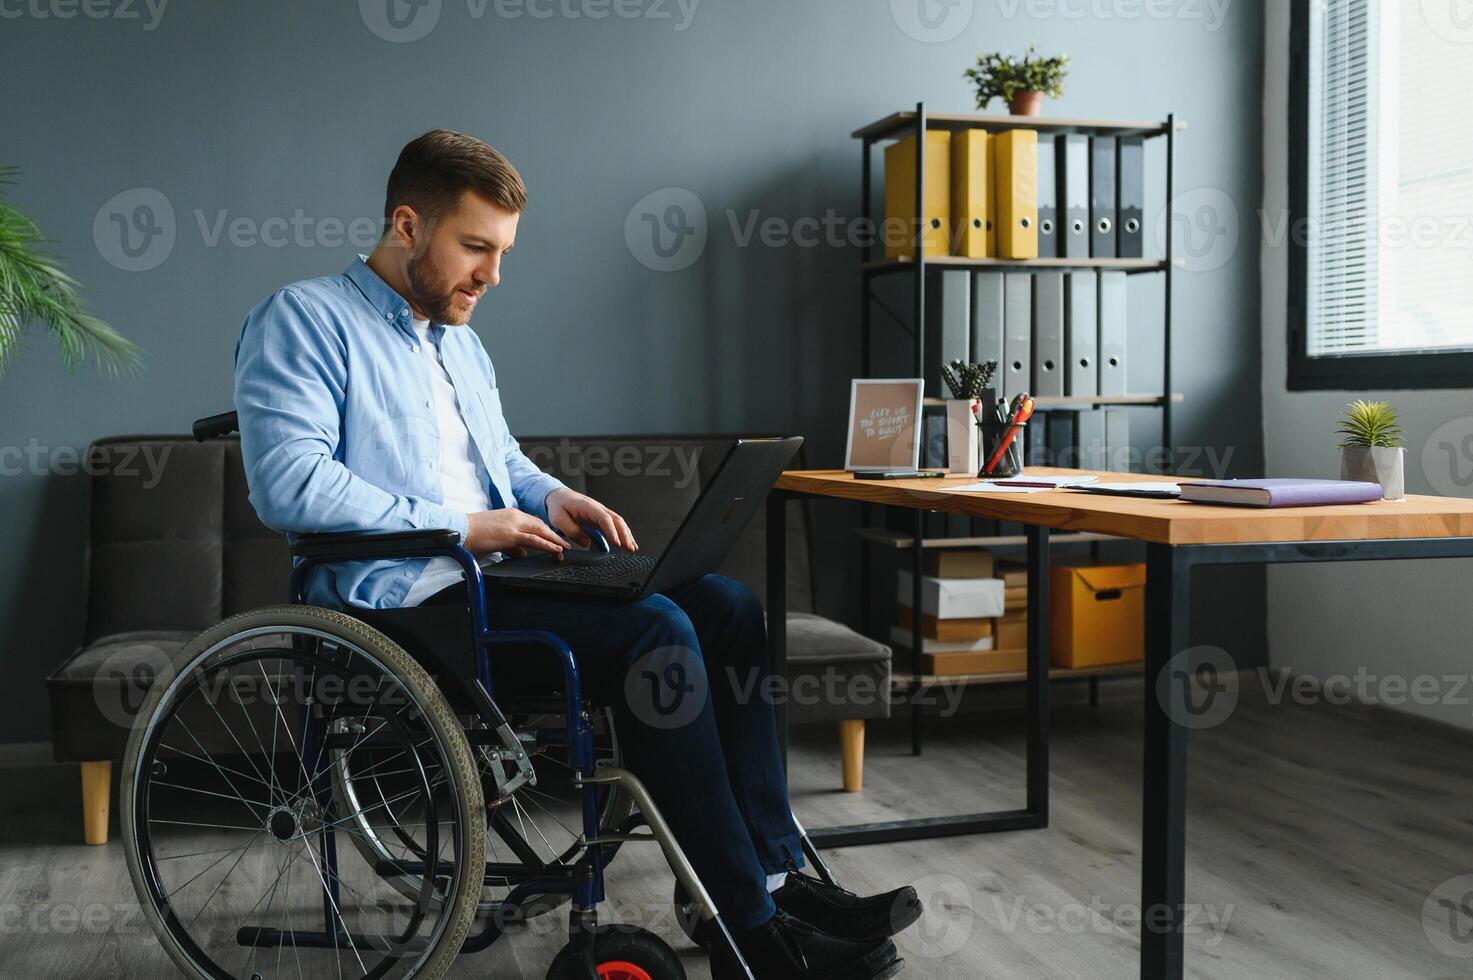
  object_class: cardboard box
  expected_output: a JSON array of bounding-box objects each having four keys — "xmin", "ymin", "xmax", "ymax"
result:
[
  {"xmin": 890, "ymin": 626, "xmax": 995, "ymax": 653},
  {"xmin": 996, "ymin": 610, "xmax": 1027, "ymax": 649},
  {"xmin": 1050, "ymin": 563, "xmax": 1145, "ymax": 668},
  {"xmin": 923, "ymin": 549, "xmax": 994, "ymax": 579},
  {"xmin": 899, "ymin": 606, "xmax": 994, "ymax": 641},
  {"xmin": 921, "ymin": 648, "xmax": 1027, "ymax": 676},
  {"xmin": 896, "ymin": 571, "xmax": 1006, "ymax": 619},
  {"xmin": 996, "ymin": 560, "xmax": 1027, "ymax": 588}
]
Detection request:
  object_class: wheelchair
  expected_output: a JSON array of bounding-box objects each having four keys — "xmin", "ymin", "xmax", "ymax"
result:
[{"xmin": 117, "ymin": 411, "xmax": 840, "ymax": 980}]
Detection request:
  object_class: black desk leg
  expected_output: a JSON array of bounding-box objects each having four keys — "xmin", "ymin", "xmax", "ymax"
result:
[
  {"xmin": 768, "ymin": 490, "xmax": 789, "ymax": 771},
  {"xmin": 1025, "ymin": 524, "xmax": 1050, "ymax": 821},
  {"xmin": 911, "ymin": 508, "xmax": 925, "ymax": 757},
  {"xmin": 1142, "ymin": 543, "xmax": 1190, "ymax": 980}
]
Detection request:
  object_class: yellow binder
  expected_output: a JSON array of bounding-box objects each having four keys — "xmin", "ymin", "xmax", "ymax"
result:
[
  {"xmin": 884, "ymin": 130, "xmax": 951, "ymax": 259},
  {"xmin": 993, "ymin": 129, "xmax": 1038, "ymax": 259},
  {"xmin": 950, "ymin": 129, "xmax": 992, "ymax": 258}
]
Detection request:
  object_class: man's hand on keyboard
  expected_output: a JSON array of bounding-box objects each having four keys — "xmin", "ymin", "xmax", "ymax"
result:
[
  {"xmin": 546, "ymin": 488, "xmax": 639, "ymax": 553},
  {"xmin": 465, "ymin": 508, "xmax": 567, "ymax": 559}
]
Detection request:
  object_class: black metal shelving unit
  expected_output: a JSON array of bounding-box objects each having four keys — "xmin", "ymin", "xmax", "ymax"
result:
[{"xmin": 855, "ymin": 102, "xmax": 1181, "ymax": 756}]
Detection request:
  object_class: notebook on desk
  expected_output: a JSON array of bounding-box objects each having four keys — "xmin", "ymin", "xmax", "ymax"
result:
[{"xmin": 1177, "ymin": 478, "xmax": 1383, "ymax": 508}]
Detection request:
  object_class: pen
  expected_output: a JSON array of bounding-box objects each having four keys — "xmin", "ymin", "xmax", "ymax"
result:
[{"xmin": 983, "ymin": 394, "xmax": 1035, "ymax": 474}]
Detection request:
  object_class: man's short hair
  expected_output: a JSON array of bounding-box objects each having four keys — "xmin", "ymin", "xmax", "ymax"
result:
[{"xmin": 384, "ymin": 129, "xmax": 527, "ymax": 223}]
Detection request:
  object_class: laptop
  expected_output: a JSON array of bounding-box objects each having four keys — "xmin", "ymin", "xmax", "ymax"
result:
[{"xmin": 478, "ymin": 436, "xmax": 803, "ymax": 600}]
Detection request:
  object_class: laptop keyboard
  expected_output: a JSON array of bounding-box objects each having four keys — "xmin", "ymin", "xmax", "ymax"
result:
[{"xmin": 530, "ymin": 552, "xmax": 658, "ymax": 586}]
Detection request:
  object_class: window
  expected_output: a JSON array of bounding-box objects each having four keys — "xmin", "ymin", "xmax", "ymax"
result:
[{"xmin": 1289, "ymin": 0, "xmax": 1473, "ymax": 389}]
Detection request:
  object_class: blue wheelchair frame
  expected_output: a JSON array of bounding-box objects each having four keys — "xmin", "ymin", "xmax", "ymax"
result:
[{"xmin": 286, "ymin": 534, "xmax": 760, "ymax": 977}]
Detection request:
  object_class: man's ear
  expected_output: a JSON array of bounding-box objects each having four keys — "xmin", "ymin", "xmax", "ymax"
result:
[{"xmin": 387, "ymin": 204, "xmax": 427, "ymax": 256}]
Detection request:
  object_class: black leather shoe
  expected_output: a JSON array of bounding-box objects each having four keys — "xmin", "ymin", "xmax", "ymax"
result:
[
  {"xmin": 709, "ymin": 909, "xmax": 904, "ymax": 980},
  {"xmin": 771, "ymin": 867, "xmax": 923, "ymax": 944}
]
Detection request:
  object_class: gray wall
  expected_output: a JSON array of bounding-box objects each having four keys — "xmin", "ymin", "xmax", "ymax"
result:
[
  {"xmin": 0, "ymin": 0, "xmax": 1263, "ymax": 743},
  {"xmin": 1260, "ymin": 2, "xmax": 1473, "ymax": 730}
]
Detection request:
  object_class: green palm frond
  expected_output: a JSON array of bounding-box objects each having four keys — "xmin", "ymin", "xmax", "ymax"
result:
[{"xmin": 0, "ymin": 167, "xmax": 141, "ymax": 377}]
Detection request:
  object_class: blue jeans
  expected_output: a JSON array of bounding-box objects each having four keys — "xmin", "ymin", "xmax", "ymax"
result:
[{"xmin": 427, "ymin": 572, "xmax": 804, "ymax": 931}]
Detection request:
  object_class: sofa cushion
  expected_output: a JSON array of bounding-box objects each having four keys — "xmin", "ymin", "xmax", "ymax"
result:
[
  {"xmin": 84, "ymin": 439, "xmax": 225, "ymax": 638},
  {"xmin": 785, "ymin": 612, "xmax": 890, "ymax": 665},
  {"xmin": 50, "ymin": 630, "xmax": 195, "ymax": 682},
  {"xmin": 47, "ymin": 630, "xmax": 196, "ymax": 762},
  {"xmin": 783, "ymin": 613, "xmax": 892, "ymax": 723}
]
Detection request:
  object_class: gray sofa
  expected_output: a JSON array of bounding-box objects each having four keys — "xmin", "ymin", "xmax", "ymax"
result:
[{"xmin": 47, "ymin": 433, "xmax": 891, "ymax": 843}]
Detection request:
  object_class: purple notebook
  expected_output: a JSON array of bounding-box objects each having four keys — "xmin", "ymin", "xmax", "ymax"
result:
[{"xmin": 1178, "ymin": 478, "xmax": 1384, "ymax": 508}]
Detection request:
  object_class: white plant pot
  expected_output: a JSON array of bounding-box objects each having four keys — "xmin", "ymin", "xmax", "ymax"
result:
[
  {"xmin": 945, "ymin": 399, "xmax": 981, "ymax": 475},
  {"xmin": 1340, "ymin": 445, "xmax": 1405, "ymax": 501}
]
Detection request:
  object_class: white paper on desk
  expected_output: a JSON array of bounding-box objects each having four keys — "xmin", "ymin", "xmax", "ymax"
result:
[
  {"xmin": 952, "ymin": 475, "xmax": 1099, "ymax": 493},
  {"xmin": 950, "ymin": 482, "xmax": 1052, "ymax": 493}
]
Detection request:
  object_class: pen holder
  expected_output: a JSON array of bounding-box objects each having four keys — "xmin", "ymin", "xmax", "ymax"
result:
[{"xmin": 977, "ymin": 418, "xmax": 1026, "ymax": 479}]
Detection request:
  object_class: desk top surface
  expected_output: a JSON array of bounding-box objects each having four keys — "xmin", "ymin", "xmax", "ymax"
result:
[{"xmin": 775, "ymin": 468, "xmax": 1473, "ymax": 545}]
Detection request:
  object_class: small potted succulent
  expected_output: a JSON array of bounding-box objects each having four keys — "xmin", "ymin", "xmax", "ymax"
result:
[
  {"xmin": 940, "ymin": 359, "xmax": 997, "ymax": 475},
  {"xmin": 964, "ymin": 46, "xmax": 1070, "ymax": 116},
  {"xmin": 1336, "ymin": 399, "xmax": 1405, "ymax": 500}
]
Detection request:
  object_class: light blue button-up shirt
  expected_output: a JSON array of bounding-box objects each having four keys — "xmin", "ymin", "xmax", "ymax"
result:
[{"xmin": 234, "ymin": 257, "xmax": 565, "ymax": 609}]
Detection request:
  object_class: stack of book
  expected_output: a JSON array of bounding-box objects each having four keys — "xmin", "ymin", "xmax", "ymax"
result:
[{"xmin": 893, "ymin": 550, "xmax": 1021, "ymax": 676}]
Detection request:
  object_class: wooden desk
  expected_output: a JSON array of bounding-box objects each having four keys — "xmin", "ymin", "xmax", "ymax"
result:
[{"xmin": 765, "ymin": 468, "xmax": 1473, "ymax": 980}]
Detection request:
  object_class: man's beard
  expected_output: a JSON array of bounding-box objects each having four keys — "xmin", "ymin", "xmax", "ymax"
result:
[{"xmin": 405, "ymin": 251, "xmax": 476, "ymax": 325}]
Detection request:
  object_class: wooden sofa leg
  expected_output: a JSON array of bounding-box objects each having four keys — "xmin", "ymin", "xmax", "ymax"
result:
[
  {"xmin": 81, "ymin": 761, "xmax": 112, "ymax": 845},
  {"xmin": 839, "ymin": 719, "xmax": 865, "ymax": 793}
]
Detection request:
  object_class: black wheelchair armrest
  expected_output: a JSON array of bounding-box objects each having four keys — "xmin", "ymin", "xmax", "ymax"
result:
[
  {"xmin": 192, "ymin": 410, "xmax": 239, "ymax": 442},
  {"xmin": 291, "ymin": 528, "xmax": 463, "ymax": 561}
]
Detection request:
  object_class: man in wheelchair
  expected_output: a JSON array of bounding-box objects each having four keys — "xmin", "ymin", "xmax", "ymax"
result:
[{"xmin": 232, "ymin": 129, "xmax": 921, "ymax": 979}]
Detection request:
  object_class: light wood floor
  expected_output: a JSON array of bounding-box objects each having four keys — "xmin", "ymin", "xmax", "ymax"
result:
[{"xmin": 4, "ymin": 685, "xmax": 1472, "ymax": 979}]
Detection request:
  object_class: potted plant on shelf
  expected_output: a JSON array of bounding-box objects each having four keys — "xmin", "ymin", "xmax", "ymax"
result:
[
  {"xmin": 1336, "ymin": 399, "xmax": 1405, "ymax": 501},
  {"xmin": 964, "ymin": 46, "xmax": 1070, "ymax": 116},
  {"xmin": 0, "ymin": 167, "xmax": 138, "ymax": 376}
]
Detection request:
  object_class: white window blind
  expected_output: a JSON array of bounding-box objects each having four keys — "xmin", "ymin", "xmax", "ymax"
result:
[{"xmin": 1306, "ymin": 0, "xmax": 1473, "ymax": 357}]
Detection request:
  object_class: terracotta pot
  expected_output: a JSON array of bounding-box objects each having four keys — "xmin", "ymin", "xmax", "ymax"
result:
[
  {"xmin": 1009, "ymin": 91, "xmax": 1044, "ymax": 116},
  {"xmin": 1340, "ymin": 445, "xmax": 1405, "ymax": 501}
]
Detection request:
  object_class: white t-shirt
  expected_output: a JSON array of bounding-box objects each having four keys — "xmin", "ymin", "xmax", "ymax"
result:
[{"xmin": 403, "ymin": 317, "xmax": 493, "ymax": 606}]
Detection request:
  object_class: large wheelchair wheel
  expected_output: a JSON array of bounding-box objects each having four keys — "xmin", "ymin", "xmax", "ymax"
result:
[
  {"xmin": 121, "ymin": 605, "xmax": 486, "ymax": 980},
  {"xmin": 332, "ymin": 702, "xmax": 632, "ymax": 922}
]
